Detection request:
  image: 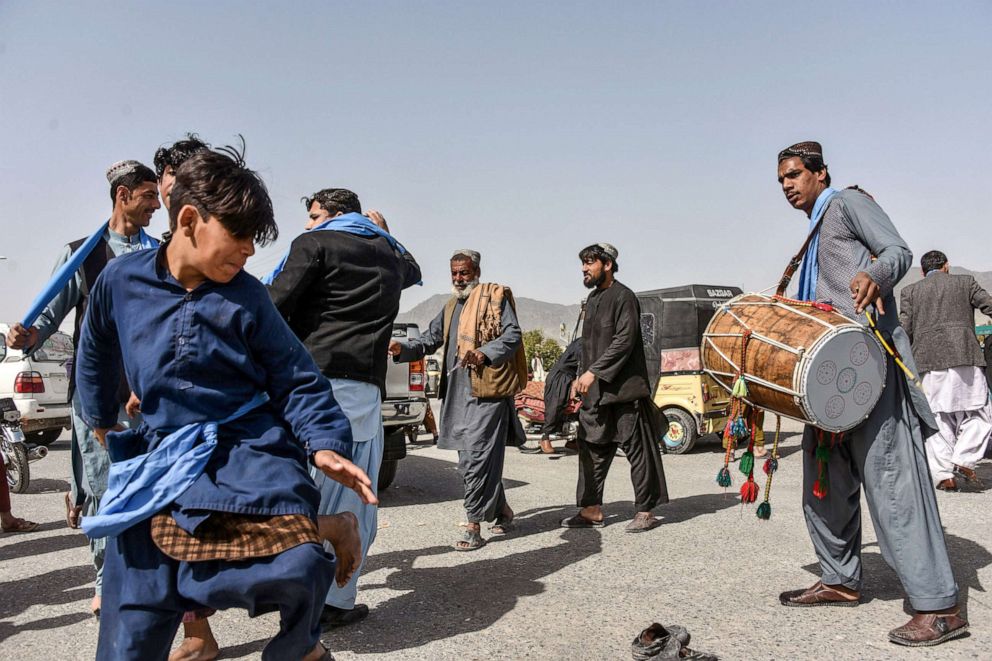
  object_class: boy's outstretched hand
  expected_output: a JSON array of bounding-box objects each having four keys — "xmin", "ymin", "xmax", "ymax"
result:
[{"xmin": 313, "ymin": 450, "xmax": 379, "ymax": 505}]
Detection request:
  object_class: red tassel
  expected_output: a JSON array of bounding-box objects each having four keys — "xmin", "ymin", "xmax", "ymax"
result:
[
  {"xmin": 812, "ymin": 479, "xmax": 828, "ymax": 500},
  {"xmin": 740, "ymin": 479, "xmax": 759, "ymax": 503}
]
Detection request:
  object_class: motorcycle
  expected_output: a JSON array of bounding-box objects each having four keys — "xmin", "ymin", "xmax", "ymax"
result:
[
  {"xmin": 514, "ymin": 381, "xmax": 580, "ymax": 440},
  {"xmin": 1, "ymin": 396, "xmax": 47, "ymax": 494}
]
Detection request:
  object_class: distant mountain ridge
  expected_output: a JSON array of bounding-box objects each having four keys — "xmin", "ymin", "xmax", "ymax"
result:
[
  {"xmin": 397, "ymin": 294, "xmax": 581, "ymax": 342},
  {"xmin": 397, "ymin": 267, "xmax": 992, "ymax": 340}
]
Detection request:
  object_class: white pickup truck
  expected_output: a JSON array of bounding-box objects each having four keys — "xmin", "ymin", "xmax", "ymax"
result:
[
  {"xmin": 379, "ymin": 322, "xmax": 428, "ymax": 489},
  {"xmin": 0, "ymin": 323, "xmax": 72, "ymax": 445}
]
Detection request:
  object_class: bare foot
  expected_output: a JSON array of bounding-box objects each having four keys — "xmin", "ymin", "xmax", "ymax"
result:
[
  {"xmin": 317, "ymin": 512, "xmax": 361, "ymax": 587},
  {"xmin": 169, "ymin": 620, "xmax": 219, "ymax": 661}
]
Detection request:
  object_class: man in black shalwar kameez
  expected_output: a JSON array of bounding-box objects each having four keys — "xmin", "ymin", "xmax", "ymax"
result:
[{"xmin": 561, "ymin": 243, "xmax": 669, "ymax": 533}]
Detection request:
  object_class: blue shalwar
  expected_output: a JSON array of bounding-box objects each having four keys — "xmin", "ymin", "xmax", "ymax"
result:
[
  {"xmin": 75, "ymin": 247, "xmax": 354, "ymax": 661},
  {"xmin": 312, "ymin": 378, "xmax": 383, "ymax": 609}
]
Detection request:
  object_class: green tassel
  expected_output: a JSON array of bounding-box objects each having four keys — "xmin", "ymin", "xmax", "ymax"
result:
[
  {"xmin": 756, "ymin": 501, "xmax": 771, "ymax": 520},
  {"xmin": 732, "ymin": 376, "xmax": 749, "ymax": 398},
  {"xmin": 739, "ymin": 451, "xmax": 754, "ymax": 475},
  {"xmin": 716, "ymin": 467, "xmax": 732, "ymax": 487},
  {"xmin": 815, "ymin": 445, "xmax": 830, "ymax": 463}
]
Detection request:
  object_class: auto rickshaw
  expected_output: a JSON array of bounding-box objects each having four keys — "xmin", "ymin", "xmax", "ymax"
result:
[{"xmin": 636, "ymin": 284, "xmax": 743, "ymax": 453}]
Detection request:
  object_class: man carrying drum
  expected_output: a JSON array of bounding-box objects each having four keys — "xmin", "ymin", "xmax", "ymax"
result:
[{"xmin": 775, "ymin": 141, "xmax": 966, "ymax": 647}]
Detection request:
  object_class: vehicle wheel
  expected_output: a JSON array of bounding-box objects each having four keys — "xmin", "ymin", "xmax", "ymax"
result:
[
  {"xmin": 27, "ymin": 429, "xmax": 62, "ymax": 447},
  {"xmin": 660, "ymin": 408, "xmax": 698, "ymax": 455},
  {"xmin": 3, "ymin": 441, "xmax": 30, "ymax": 494},
  {"xmin": 378, "ymin": 459, "xmax": 399, "ymax": 491}
]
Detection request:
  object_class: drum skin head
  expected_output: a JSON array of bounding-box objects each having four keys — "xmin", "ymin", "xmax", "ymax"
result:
[{"xmin": 800, "ymin": 327, "xmax": 887, "ymax": 432}]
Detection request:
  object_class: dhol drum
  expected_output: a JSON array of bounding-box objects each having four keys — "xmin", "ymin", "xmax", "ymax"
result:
[{"xmin": 701, "ymin": 293, "xmax": 887, "ymax": 432}]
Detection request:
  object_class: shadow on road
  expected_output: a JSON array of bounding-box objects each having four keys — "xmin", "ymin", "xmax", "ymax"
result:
[
  {"xmin": 328, "ymin": 516, "xmax": 601, "ymax": 655},
  {"xmin": 0, "ymin": 565, "xmax": 93, "ymax": 642},
  {"xmin": 379, "ymin": 453, "xmax": 528, "ymax": 507},
  {"xmin": 800, "ymin": 530, "xmax": 989, "ymax": 618},
  {"xmin": 24, "ymin": 478, "xmax": 72, "ymax": 494},
  {"xmin": 0, "ymin": 531, "xmax": 87, "ymax": 561}
]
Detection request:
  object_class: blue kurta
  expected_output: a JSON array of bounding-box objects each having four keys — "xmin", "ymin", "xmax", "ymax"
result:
[{"xmin": 75, "ymin": 246, "xmax": 353, "ymax": 529}]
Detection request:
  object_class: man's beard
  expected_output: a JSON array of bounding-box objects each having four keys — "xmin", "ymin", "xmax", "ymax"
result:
[
  {"xmin": 583, "ymin": 272, "xmax": 604, "ymax": 289},
  {"xmin": 452, "ymin": 279, "xmax": 480, "ymax": 300}
]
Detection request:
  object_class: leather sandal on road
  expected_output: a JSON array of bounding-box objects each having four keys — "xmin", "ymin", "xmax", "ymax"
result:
[
  {"xmin": 1, "ymin": 517, "xmax": 39, "ymax": 533},
  {"xmin": 490, "ymin": 515, "xmax": 514, "ymax": 536},
  {"xmin": 625, "ymin": 513, "xmax": 660, "ymax": 533},
  {"xmin": 454, "ymin": 529, "xmax": 486, "ymax": 551},
  {"xmin": 560, "ymin": 513, "xmax": 604, "ymax": 528},
  {"xmin": 779, "ymin": 581, "xmax": 860, "ymax": 607},
  {"xmin": 888, "ymin": 611, "xmax": 969, "ymax": 647}
]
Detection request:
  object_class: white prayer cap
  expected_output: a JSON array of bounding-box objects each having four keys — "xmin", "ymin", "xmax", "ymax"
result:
[
  {"xmin": 105, "ymin": 159, "xmax": 144, "ymax": 183},
  {"xmin": 451, "ymin": 249, "xmax": 481, "ymax": 267}
]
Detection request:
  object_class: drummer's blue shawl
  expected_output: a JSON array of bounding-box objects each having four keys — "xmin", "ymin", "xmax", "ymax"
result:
[{"xmin": 796, "ymin": 187, "xmax": 838, "ymax": 302}]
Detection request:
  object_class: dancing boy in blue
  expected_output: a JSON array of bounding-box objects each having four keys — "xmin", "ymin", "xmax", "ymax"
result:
[{"xmin": 75, "ymin": 146, "xmax": 376, "ymax": 661}]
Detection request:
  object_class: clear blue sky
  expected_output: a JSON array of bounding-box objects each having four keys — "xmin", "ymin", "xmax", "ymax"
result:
[{"xmin": 1, "ymin": 1, "xmax": 988, "ymax": 324}]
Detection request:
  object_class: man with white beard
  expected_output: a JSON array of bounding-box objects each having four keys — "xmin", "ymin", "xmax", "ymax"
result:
[{"xmin": 389, "ymin": 250, "xmax": 527, "ymax": 550}]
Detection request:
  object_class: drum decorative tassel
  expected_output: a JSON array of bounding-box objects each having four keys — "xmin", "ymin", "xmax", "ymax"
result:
[
  {"xmin": 812, "ymin": 429, "xmax": 843, "ymax": 500},
  {"xmin": 756, "ymin": 415, "xmax": 782, "ymax": 520},
  {"xmin": 716, "ymin": 332, "xmax": 753, "ymax": 489},
  {"xmin": 739, "ymin": 407, "xmax": 759, "ymax": 503}
]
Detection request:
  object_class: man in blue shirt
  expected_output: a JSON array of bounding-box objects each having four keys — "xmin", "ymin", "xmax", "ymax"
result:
[
  {"xmin": 76, "ymin": 146, "xmax": 375, "ymax": 661},
  {"xmin": 5, "ymin": 159, "xmax": 160, "ymax": 618}
]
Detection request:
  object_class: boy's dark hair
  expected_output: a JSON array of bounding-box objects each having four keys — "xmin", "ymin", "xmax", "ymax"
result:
[
  {"xmin": 921, "ymin": 250, "xmax": 948, "ymax": 273},
  {"xmin": 578, "ymin": 244, "xmax": 619, "ymax": 273},
  {"xmin": 168, "ymin": 141, "xmax": 278, "ymax": 246},
  {"xmin": 109, "ymin": 165, "xmax": 157, "ymax": 203},
  {"xmin": 302, "ymin": 188, "xmax": 362, "ymax": 215},
  {"xmin": 153, "ymin": 133, "xmax": 210, "ymax": 179}
]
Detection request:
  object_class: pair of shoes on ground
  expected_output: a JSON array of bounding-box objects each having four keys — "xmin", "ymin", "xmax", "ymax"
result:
[
  {"xmin": 632, "ymin": 623, "xmax": 717, "ymax": 660},
  {"xmin": 780, "ymin": 581, "xmax": 968, "ymax": 647},
  {"xmin": 319, "ymin": 604, "xmax": 369, "ymax": 629},
  {"xmin": 559, "ymin": 512, "xmax": 660, "ymax": 533}
]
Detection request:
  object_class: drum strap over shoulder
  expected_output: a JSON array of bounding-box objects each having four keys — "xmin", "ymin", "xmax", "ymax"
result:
[{"xmin": 776, "ymin": 216, "xmax": 828, "ymax": 297}]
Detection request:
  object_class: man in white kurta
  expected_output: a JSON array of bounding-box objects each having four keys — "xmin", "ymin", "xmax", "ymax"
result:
[{"xmin": 900, "ymin": 250, "xmax": 992, "ymax": 490}]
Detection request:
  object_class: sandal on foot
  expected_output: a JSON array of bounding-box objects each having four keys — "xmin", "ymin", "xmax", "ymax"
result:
[
  {"xmin": 490, "ymin": 516, "xmax": 514, "ymax": 536},
  {"xmin": 65, "ymin": 492, "xmax": 83, "ymax": 529},
  {"xmin": 625, "ymin": 513, "xmax": 660, "ymax": 533},
  {"xmin": 453, "ymin": 529, "xmax": 486, "ymax": 551},
  {"xmin": 1, "ymin": 518, "xmax": 39, "ymax": 533},
  {"xmin": 560, "ymin": 514, "xmax": 604, "ymax": 528}
]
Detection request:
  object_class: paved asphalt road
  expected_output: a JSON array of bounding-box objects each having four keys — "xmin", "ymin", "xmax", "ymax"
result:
[{"xmin": 2, "ymin": 404, "xmax": 991, "ymax": 660}]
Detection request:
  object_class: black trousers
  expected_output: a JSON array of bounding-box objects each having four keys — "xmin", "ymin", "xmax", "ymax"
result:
[{"xmin": 576, "ymin": 399, "xmax": 669, "ymax": 512}]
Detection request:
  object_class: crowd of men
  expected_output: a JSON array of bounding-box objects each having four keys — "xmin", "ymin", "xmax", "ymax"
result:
[{"xmin": 1, "ymin": 136, "xmax": 989, "ymax": 659}]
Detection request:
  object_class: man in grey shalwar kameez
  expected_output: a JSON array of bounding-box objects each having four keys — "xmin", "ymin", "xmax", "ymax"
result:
[
  {"xmin": 775, "ymin": 141, "xmax": 967, "ymax": 647},
  {"xmin": 390, "ymin": 250, "xmax": 525, "ymax": 550}
]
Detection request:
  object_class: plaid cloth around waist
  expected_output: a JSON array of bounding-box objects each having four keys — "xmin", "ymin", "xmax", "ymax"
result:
[{"xmin": 151, "ymin": 511, "xmax": 320, "ymax": 562}]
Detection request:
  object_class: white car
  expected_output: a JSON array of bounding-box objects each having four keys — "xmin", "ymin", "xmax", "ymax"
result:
[{"xmin": 0, "ymin": 323, "xmax": 72, "ymax": 445}]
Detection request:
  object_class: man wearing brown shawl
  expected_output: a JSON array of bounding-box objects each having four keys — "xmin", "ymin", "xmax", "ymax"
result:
[{"xmin": 389, "ymin": 249, "xmax": 526, "ymax": 550}]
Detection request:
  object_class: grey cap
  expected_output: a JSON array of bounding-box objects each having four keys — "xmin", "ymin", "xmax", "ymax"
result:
[
  {"xmin": 596, "ymin": 243, "xmax": 618, "ymax": 260},
  {"xmin": 451, "ymin": 249, "xmax": 481, "ymax": 267},
  {"xmin": 105, "ymin": 159, "xmax": 143, "ymax": 183}
]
